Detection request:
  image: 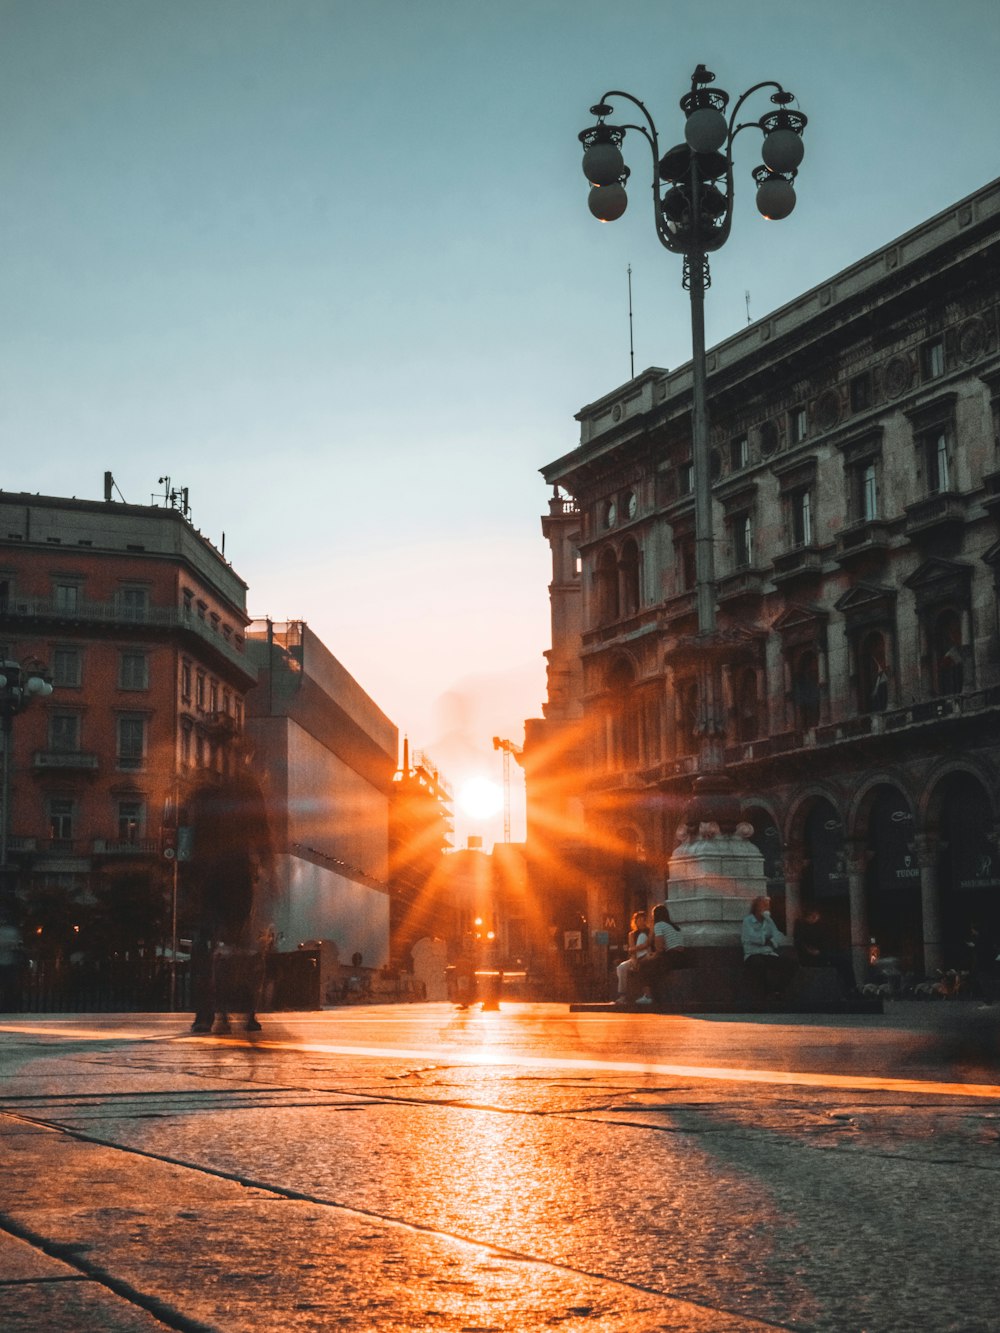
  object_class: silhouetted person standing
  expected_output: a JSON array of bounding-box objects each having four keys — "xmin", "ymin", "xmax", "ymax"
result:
[{"xmin": 186, "ymin": 767, "xmax": 272, "ymax": 1034}]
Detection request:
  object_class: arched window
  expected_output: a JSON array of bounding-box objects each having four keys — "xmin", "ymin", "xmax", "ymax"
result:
[
  {"xmin": 620, "ymin": 539, "xmax": 640, "ymax": 618},
  {"xmin": 859, "ymin": 630, "xmax": 889, "ymax": 713},
  {"xmin": 596, "ymin": 547, "xmax": 619, "ymax": 625},
  {"xmin": 932, "ymin": 609, "xmax": 963, "ymax": 696}
]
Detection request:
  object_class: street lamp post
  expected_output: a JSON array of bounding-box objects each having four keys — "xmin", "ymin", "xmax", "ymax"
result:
[
  {"xmin": 579, "ymin": 64, "xmax": 806, "ymax": 782},
  {"xmin": 0, "ymin": 659, "xmax": 54, "ymax": 894}
]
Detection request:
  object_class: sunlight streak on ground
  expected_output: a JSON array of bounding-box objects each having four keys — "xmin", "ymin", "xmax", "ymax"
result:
[{"xmin": 3, "ymin": 1020, "xmax": 999, "ymax": 1101}]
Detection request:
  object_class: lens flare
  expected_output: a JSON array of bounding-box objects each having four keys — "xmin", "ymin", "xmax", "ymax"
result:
[{"xmin": 458, "ymin": 777, "xmax": 504, "ymax": 819}]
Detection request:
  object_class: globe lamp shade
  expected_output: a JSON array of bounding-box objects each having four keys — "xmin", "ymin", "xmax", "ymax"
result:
[
  {"xmin": 588, "ymin": 183, "xmax": 628, "ymax": 222},
  {"xmin": 660, "ymin": 186, "xmax": 690, "ymax": 224},
  {"xmin": 755, "ymin": 176, "xmax": 796, "ymax": 220},
  {"xmin": 761, "ymin": 128, "xmax": 804, "ymax": 174},
  {"xmin": 684, "ymin": 106, "xmax": 728, "ymax": 154},
  {"xmin": 582, "ymin": 141, "xmax": 625, "ymax": 187}
]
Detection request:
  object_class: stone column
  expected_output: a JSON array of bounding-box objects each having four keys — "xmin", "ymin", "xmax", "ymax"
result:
[
  {"xmin": 782, "ymin": 849, "xmax": 805, "ymax": 934},
  {"xmin": 845, "ymin": 840, "xmax": 871, "ymax": 987},
  {"xmin": 915, "ymin": 833, "xmax": 943, "ymax": 975}
]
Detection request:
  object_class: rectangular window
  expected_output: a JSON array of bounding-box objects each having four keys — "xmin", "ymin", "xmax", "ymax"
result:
[
  {"xmin": 209, "ymin": 680, "xmax": 218, "ymax": 713},
  {"xmin": 679, "ymin": 462, "xmax": 694, "ymax": 496},
  {"xmin": 850, "ymin": 373, "xmax": 871, "ymax": 413},
  {"xmin": 181, "ymin": 661, "xmax": 192, "ymax": 701},
  {"xmin": 49, "ymin": 798, "xmax": 74, "ymax": 843},
  {"xmin": 50, "ymin": 713, "xmax": 80, "ymax": 752},
  {"xmin": 181, "ymin": 722, "xmax": 192, "ymax": 767},
  {"xmin": 926, "ymin": 431, "xmax": 951, "ymax": 492},
  {"xmin": 54, "ymin": 583, "xmax": 80, "ymax": 612},
  {"xmin": 792, "ymin": 489, "xmax": 813, "ymax": 547},
  {"xmin": 730, "ymin": 435, "xmax": 749, "ymax": 471},
  {"xmin": 117, "ymin": 716, "xmax": 146, "ymax": 769},
  {"xmin": 790, "ymin": 407, "xmax": 808, "ymax": 444},
  {"xmin": 119, "ymin": 650, "xmax": 148, "ymax": 690},
  {"xmin": 119, "ymin": 587, "xmax": 148, "ymax": 621},
  {"xmin": 118, "ymin": 800, "xmax": 144, "ymax": 842},
  {"xmin": 53, "ymin": 648, "xmax": 82, "ymax": 687},
  {"xmin": 733, "ymin": 513, "xmax": 754, "ymax": 568},
  {"xmin": 850, "ymin": 458, "xmax": 878, "ymax": 522},
  {"xmin": 922, "ymin": 338, "xmax": 945, "ymax": 381},
  {"xmin": 183, "ymin": 589, "xmax": 193, "ymax": 617},
  {"xmin": 195, "ymin": 671, "xmax": 206, "ymax": 710}
]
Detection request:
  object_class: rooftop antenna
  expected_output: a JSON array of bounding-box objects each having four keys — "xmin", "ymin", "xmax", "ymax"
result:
[
  {"xmin": 627, "ymin": 264, "xmax": 635, "ymax": 379},
  {"xmin": 745, "ymin": 290, "xmax": 752, "ymax": 326},
  {"xmin": 156, "ymin": 476, "xmax": 191, "ymax": 519},
  {"xmin": 103, "ymin": 470, "xmax": 127, "ymax": 503}
]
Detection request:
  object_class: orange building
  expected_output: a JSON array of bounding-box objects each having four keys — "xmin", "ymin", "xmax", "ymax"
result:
[{"xmin": 0, "ymin": 486, "xmax": 255, "ymax": 978}]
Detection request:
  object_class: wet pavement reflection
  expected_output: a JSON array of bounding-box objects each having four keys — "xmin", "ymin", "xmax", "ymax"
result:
[{"xmin": 1, "ymin": 1002, "xmax": 998, "ymax": 1331}]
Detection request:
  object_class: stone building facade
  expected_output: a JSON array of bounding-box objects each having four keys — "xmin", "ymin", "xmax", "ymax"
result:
[
  {"xmin": 0, "ymin": 488, "xmax": 256, "ymax": 975},
  {"xmin": 529, "ymin": 177, "xmax": 1000, "ymax": 983}
]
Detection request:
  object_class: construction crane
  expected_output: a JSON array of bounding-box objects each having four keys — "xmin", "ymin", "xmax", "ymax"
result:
[{"xmin": 491, "ymin": 736, "xmax": 523, "ymax": 843}]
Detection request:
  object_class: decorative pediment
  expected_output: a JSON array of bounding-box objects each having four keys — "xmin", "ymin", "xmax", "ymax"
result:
[
  {"xmin": 771, "ymin": 602, "xmax": 828, "ymax": 635},
  {"xmin": 834, "ymin": 582, "xmax": 896, "ymax": 614},
  {"xmin": 903, "ymin": 557, "xmax": 972, "ymax": 610},
  {"xmin": 771, "ymin": 602, "xmax": 829, "ymax": 650},
  {"xmin": 903, "ymin": 557, "xmax": 971, "ymax": 590}
]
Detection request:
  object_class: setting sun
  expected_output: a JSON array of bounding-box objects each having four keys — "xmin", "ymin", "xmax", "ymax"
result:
[{"xmin": 457, "ymin": 776, "xmax": 504, "ymax": 820}]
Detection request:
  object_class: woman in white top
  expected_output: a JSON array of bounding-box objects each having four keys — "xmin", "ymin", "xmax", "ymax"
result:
[{"xmin": 615, "ymin": 909, "xmax": 650, "ymax": 1002}]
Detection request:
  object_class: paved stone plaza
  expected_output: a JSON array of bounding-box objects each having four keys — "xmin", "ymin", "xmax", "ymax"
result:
[{"xmin": 1, "ymin": 1002, "xmax": 998, "ymax": 1331}]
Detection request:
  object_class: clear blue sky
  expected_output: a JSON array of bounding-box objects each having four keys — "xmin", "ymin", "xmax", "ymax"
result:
[{"xmin": 2, "ymin": 0, "xmax": 998, "ymax": 846}]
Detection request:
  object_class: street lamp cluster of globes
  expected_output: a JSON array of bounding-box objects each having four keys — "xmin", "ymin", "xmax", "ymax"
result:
[
  {"xmin": 0, "ymin": 661, "xmax": 53, "ymax": 716},
  {"xmin": 578, "ymin": 64, "xmax": 806, "ymax": 249}
]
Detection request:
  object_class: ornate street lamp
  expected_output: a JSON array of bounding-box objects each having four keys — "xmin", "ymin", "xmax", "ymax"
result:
[
  {"xmin": 0, "ymin": 659, "xmax": 54, "ymax": 891},
  {"xmin": 578, "ymin": 63, "xmax": 806, "ymax": 778}
]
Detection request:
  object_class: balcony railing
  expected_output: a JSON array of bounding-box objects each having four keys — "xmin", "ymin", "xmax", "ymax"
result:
[
  {"xmin": 1, "ymin": 596, "xmax": 253, "ymax": 675},
  {"xmin": 771, "ymin": 545, "xmax": 824, "ymax": 584},
  {"xmin": 92, "ymin": 838, "xmax": 159, "ymax": 856},
  {"xmin": 659, "ymin": 590, "xmax": 697, "ymax": 623},
  {"xmin": 903, "ymin": 491, "xmax": 966, "ymax": 539},
  {"xmin": 721, "ymin": 687, "xmax": 1000, "ymax": 768},
  {"xmin": 716, "ymin": 568, "xmax": 766, "ymax": 603},
  {"xmin": 582, "ymin": 606, "xmax": 659, "ymax": 647},
  {"xmin": 834, "ymin": 518, "xmax": 892, "ymax": 564},
  {"xmin": 33, "ymin": 751, "xmax": 99, "ymax": 771}
]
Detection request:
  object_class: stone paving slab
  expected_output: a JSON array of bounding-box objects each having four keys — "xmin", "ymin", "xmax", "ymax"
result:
[
  {"xmin": 1, "ymin": 1118, "xmax": 783, "ymax": 1332},
  {"xmin": 0, "ymin": 1277, "xmax": 174, "ymax": 1332}
]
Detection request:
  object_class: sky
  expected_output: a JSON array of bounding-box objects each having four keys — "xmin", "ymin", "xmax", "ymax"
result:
[{"xmin": 1, "ymin": 0, "xmax": 998, "ymax": 849}]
